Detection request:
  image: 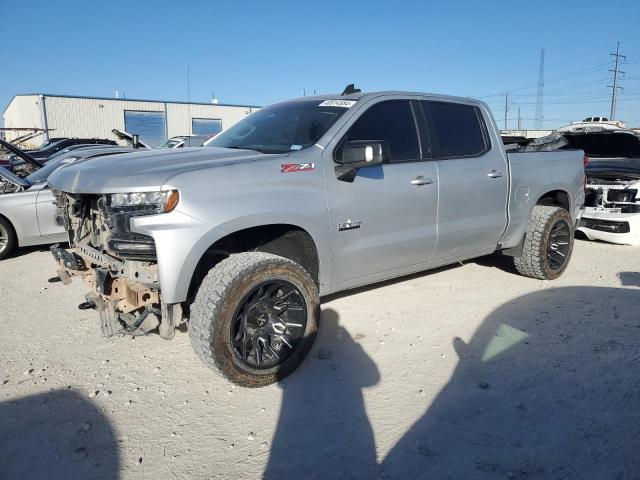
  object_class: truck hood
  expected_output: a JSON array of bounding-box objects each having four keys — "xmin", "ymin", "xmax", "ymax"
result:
[{"xmin": 47, "ymin": 147, "xmax": 276, "ymax": 194}]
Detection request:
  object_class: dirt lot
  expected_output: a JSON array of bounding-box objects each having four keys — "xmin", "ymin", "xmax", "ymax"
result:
[{"xmin": 1, "ymin": 240, "xmax": 640, "ymax": 479}]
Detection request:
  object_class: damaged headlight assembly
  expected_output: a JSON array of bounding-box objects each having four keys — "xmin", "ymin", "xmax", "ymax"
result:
[
  {"xmin": 108, "ymin": 189, "xmax": 180, "ymax": 214},
  {"xmin": 104, "ymin": 189, "xmax": 180, "ymax": 258}
]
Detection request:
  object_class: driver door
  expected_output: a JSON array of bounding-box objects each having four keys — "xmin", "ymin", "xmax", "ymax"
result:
[{"xmin": 322, "ymin": 99, "xmax": 439, "ymax": 290}]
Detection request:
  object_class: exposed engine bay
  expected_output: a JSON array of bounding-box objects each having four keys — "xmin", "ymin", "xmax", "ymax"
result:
[
  {"xmin": 0, "ymin": 176, "xmax": 24, "ymax": 194},
  {"xmin": 557, "ymin": 129, "xmax": 640, "ymax": 246},
  {"xmin": 0, "ymin": 139, "xmax": 41, "ymax": 179},
  {"xmin": 579, "ymin": 173, "xmax": 640, "ymax": 245},
  {"xmin": 51, "ymin": 191, "xmax": 182, "ymax": 338},
  {"xmin": 585, "ymin": 176, "xmax": 640, "ymax": 214}
]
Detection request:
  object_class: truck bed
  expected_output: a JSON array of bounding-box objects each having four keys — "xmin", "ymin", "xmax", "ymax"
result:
[{"xmin": 500, "ymin": 150, "xmax": 586, "ymax": 249}]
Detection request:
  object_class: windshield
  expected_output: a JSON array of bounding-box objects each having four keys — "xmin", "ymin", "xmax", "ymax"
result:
[
  {"xmin": 36, "ymin": 139, "xmax": 65, "ymax": 153},
  {"xmin": 155, "ymin": 138, "xmax": 183, "ymax": 149},
  {"xmin": 46, "ymin": 147, "xmax": 78, "ymax": 162},
  {"xmin": 35, "ymin": 139, "xmax": 58, "ymax": 149},
  {"xmin": 206, "ymin": 100, "xmax": 351, "ymax": 154}
]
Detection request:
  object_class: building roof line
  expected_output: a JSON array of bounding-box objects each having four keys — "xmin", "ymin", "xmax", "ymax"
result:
[{"xmin": 6, "ymin": 93, "xmax": 262, "ymax": 110}]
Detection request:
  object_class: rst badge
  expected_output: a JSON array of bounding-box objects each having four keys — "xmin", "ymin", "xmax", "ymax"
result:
[{"xmin": 281, "ymin": 163, "xmax": 315, "ymax": 173}]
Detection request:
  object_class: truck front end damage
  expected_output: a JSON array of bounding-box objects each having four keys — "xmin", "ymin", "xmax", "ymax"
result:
[
  {"xmin": 51, "ymin": 190, "xmax": 183, "ymax": 338},
  {"xmin": 579, "ymin": 176, "xmax": 640, "ymax": 246},
  {"xmin": 562, "ymin": 130, "xmax": 640, "ymax": 246}
]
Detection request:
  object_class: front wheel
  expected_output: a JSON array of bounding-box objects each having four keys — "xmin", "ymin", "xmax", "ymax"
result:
[
  {"xmin": 188, "ymin": 252, "xmax": 319, "ymax": 387},
  {"xmin": 514, "ymin": 206, "xmax": 574, "ymax": 280}
]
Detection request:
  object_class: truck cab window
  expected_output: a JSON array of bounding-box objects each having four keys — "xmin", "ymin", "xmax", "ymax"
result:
[
  {"xmin": 422, "ymin": 101, "xmax": 488, "ymax": 158},
  {"xmin": 339, "ymin": 101, "xmax": 420, "ymax": 163}
]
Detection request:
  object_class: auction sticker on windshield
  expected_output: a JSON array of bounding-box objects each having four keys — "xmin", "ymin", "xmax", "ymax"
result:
[{"xmin": 318, "ymin": 100, "xmax": 356, "ymax": 108}]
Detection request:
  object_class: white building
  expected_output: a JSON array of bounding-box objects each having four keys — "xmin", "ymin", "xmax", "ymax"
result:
[
  {"xmin": 499, "ymin": 129, "xmax": 554, "ymax": 139},
  {"xmin": 2, "ymin": 93, "xmax": 260, "ymax": 147}
]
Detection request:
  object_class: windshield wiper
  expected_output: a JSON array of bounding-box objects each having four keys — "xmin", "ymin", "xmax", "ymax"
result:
[
  {"xmin": 221, "ymin": 145, "xmax": 287, "ymax": 154},
  {"xmin": 223, "ymin": 145, "xmax": 252, "ymax": 150}
]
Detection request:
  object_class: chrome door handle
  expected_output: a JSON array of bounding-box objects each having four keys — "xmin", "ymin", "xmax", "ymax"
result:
[
  {"xmin": 411, "ymin": 176, "xmax": 434, "ymax": 186},
  {"xmin": 487, "ymin": 170, "xmax": 504, "ymax": 178}
]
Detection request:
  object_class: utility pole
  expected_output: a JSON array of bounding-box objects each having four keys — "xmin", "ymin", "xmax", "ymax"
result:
[
  {"xmin": 504, "ymin": 93, "xmax": 509, "ymax": 130},
  {"xmin": 609, "ymin": 42, "xmax": 626, "ymax": 120},
  {"xmin": 517, "ymin": 107, "xmax": 522, "ymax": 130},
  {"xmin": 187, "ymin": 65, "xmax": 191, "ymax": 135},
  {"xmin": 534, "ymin": 49, "xmax": 545, "ymax": 129}
]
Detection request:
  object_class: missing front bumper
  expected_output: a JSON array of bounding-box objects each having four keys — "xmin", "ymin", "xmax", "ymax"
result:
[
  {"xmin": 578, "ymin": 209, "xmax": 640, "ymax": 246},
  {"xmin": 579, "ymin": 218, "xmax": 631, "ymax": 234},
  {"xmin": 50, "ymin": 244, "xmax": 181, "ymax": 338}
]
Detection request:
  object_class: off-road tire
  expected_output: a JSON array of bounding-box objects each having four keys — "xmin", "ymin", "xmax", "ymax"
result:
[
  {"xmin": 188, "ymin": 252, "xmax": 319, "ymax": 387},
  {"xmin": 0, "ymin": 217, "xmax": 17, "ymax": 261},
  {"xmin": 514, "ymin": 206, "xmax": 574, "ymax": 280}
]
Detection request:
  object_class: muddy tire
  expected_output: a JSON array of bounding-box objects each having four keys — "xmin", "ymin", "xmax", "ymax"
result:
[
  {"xmin": 514, "ymin": 206, "xmax": 574, "ymax": 280},
  {"xmin": 0, "ymin": 217, "xmax": 16, "ymax": 261},
  {"xmin": 188, "ymin": 252, "xmax": 319, "ymax": 387}
]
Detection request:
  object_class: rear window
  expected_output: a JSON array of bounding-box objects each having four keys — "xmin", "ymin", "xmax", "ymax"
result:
[{"xmin": 421, "ymin": 101, "xmax": 489, "ymax": 158}]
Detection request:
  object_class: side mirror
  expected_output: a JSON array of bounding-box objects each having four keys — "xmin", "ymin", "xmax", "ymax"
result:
[{"xmin": 335, "ymin": 140, "xmax": 389, "ymax": 182}]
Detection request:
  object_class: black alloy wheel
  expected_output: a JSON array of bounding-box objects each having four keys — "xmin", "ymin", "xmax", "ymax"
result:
[
  {"xmin": 546, "ymin": 219, "xmax": 571, "ymax": 271},
  {"xmin": 188, "ymin": 252, "xmax": 320, "ymax": 387},
  {"xmin": 230, "ymin": 281, "xmax": 307, "ymax": 369}
]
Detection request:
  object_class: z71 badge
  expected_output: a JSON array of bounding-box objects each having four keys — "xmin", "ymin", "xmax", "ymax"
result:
[{"xmin": 281, "ymin": 163, "xmax": 315, "ymax": 173}]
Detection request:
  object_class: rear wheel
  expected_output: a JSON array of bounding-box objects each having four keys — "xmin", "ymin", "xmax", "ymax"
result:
[
  {"xmin": 514, "ymin": 206, "xmax": 574, "ymax": 280},
  {"xmin": 188, "ymin": 252, "xmax": 319, "ymax": 387},
  {"xmin": 0, "ymin": 217, "xmax": 16, "ymax": 261}
]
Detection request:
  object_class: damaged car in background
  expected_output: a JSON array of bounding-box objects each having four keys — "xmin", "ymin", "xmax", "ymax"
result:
[
  {"xmin": 0, "ymin": 144, "xmax": 132, "ymax": 260},
  {"xmin": 0, "ymin": 139, "xmax": 45, "ymax": 177},
  {"xmin": 562, "ymin": 128, "xmax": 640, "ymax": 245}
]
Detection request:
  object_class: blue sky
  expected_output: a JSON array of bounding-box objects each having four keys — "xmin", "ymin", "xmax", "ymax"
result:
[{"xmin": 2, "ymin": 0, "xmax": 639, "ymax": 129}]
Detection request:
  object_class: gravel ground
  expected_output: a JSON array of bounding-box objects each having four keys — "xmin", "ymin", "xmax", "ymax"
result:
[{"xmin": 1, "ymin": 240, "xmax": 640, "ymax": 479}]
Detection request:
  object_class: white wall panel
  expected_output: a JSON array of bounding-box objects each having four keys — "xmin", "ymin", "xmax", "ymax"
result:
[{"xmin": 3, "ymin": 94, "xmax": 259, "ymax": 146}]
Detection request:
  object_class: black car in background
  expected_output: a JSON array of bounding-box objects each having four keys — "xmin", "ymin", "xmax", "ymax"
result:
[{"xmin": 27, "ymin": 138, "xmax": 117, "ymax": 160}]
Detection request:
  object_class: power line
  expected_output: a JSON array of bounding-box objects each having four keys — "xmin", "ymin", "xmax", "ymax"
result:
[{"xmin": 478, "ymin": 61, "xmax": 613, "ymax": 99}]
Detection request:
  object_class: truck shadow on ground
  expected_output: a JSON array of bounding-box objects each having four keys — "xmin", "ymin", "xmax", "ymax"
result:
[
  {"xmin": 619, "ymin": 271, "xmax": 640, "ymax": 288},
  {"xmin": 470, "ymin": 251, "xmax": 518, "ymax": 274},
  {"xmin": 263, "ymin": 308, "xmax": 380, "ymax": 479},
  {"xmin": 266, "ymin": 286, "xmax": 640, "ymax": 479},
  {"xmin": 8, "ymin": 244, "xmax": 53, "ymax": 260},
  {"xmin": 0, "ymin": 389, "xmax": 119, "ymax": 480}
]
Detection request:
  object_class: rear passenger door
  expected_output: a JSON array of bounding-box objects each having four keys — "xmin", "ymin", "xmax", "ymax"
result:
[{"xmin": 421, "ymin": 100, "xmax": 508, "ymax": 261}]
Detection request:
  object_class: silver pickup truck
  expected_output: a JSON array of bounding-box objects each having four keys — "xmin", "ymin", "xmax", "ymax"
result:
[{"xmin": 48, "ymin": 89, "xmax": 585, "ymax": 387}]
